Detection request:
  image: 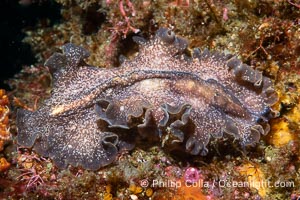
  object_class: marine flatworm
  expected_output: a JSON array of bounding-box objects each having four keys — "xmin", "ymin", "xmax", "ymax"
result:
[{"xmin": 16, "ymin": 28, "xmax": 278, "ymax": 170}]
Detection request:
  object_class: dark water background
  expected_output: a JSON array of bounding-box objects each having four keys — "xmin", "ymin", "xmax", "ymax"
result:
[{"xmin": 0, "ymin": 0, "xmax": 61, "ymax": 90}]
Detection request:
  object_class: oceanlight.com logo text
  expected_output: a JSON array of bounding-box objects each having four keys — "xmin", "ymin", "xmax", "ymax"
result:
[
  {"xmin": 217, "ymin": 180, "xmax": 295, "ymax": 188},
  {"xmin": 139, "ymin": 179, "xmax": 295, "ymax": 189}
]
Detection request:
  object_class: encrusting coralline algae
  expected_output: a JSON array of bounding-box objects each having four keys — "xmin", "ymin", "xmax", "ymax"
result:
[{"xmin": 16, "ymin": 28, "xmax": 278, "ymax": 170}]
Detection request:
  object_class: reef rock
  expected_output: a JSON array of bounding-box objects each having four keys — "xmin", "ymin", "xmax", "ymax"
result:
[{"xmin": 16, "ymin": 28, "xmax": 278, "ymax": 170}]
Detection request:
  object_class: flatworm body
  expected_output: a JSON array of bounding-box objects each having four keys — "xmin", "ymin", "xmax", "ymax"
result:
[{"xmin": 16, "ymin": 28, "xmax": 278, "ymax": 170}]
